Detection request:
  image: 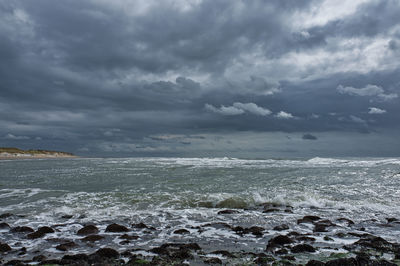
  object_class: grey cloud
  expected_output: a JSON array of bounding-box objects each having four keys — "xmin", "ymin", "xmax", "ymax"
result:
[
  {"xmin": 368, "ymin": 107, "xmax": 386, "ymax": 114},
  {"xmin": 302, "ymin": 133, "xmax": 317, "ymax": 140},
  {"xmin": 337, "ymin": 84, "xmax": 398, "ymax": 101},
  {"xmin": 275, "ymin": 111, "xmax": 294, "ymax": 119},
  {"xmin": 0, "ymin": 0, "xmax": 400, "ymax": 156},
  {"xmin": 205, "ymin": 104, "xmax": 245, "ymax": 116}
]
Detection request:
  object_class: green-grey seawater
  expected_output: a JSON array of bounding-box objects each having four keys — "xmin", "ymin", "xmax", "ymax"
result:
[{"xmin": 0, "ymin": 157, "xmax": 400, "ymax": 262}]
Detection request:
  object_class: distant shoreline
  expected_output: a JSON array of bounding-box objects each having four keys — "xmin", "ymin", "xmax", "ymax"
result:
[{"xmin": 0, "ymin": 147, "xmax": 77, "ymax": 160}]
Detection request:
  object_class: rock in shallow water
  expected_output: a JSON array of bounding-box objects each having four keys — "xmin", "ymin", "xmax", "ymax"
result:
[
  {"xmin": 11, "ymin": 226, "xmax": 34, "ymax": 233},
  {"xmin": 0, "ymin": 243, "xmax": 12, "ymax": 252},
  {"xmin": 105, "ymin": 223, "xmax": 129, "ymax": 232},
  {"xmin": 77, "ymin": 224, "xmax": 99, "ymax": 235},
  {"xmin": 81, "ymin": 234, "xmax": 105, "ymax": 242},
  {"xmin": 290, "ymin": 244, "xmax": 316, "ymax": 253}
]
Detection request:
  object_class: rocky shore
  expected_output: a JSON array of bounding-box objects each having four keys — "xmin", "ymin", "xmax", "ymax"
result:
[{"xmin": 1, "ymin": 204, "xmax": 400, "ymax": 266}]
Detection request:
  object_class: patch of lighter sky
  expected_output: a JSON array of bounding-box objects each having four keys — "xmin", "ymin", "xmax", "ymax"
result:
[{"xmin": 292, "ymin": 0, "xmax": 370, "ymax": 29}]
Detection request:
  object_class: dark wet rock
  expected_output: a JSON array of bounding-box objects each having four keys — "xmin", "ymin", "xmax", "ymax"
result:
[
  {"xmin": 335, "ymin": 232, "xmax": 347, "ymax": 238},
  {"xmin": 105, "ymin": 223, "xmax": 129, "ymax": 232},
  {"xmin": 39, "ymin": 259, "xmax": 61, "ymax": 265},
  {"xmin": 348, "ymin": 232, "xmax": 371, "ymax": 238},
  {"xmin": 81, "ymin": 234, "xmax": 104, "ymax": 242},
  {"xmin": 204, "ymin": 257, "xmax": 222, "ymax": 264},
  {"xmin": 211, "ymin": 250, "xmax": 236, "ymax": 258},
  {"xmin": 27, "ymin": 231, "xmax": 45, "ymax": 239},
  {"xmin": 0, "ymin": 213, "xmax": 13, "ymax": 219},
  {"xmin": 337, "ymin": 217, "xmax": 355, "ymax": 225},
  {"xmin": 27, "ymin": 226, "xmax": 55, "ymax": 239},
  {"xmin": 56, "ymin": 241, "xmax": 77, "ymax": 251},
  {"xmin": 254, "ymin": 255, "xmax": 275, "ymax": 265},
  {"xmin": 150, "ymin": 242, "xmax": 201, "ymax": 258},
  {"xmin": 313, "ymin": 223, "xmax": 328, "ymax": 232},
  {"xmin": 0, "ymin": 222, "xmax": 10, "ymax": 229},
  {"xmin": 161, "ymin": 242, "xmax": 201, "ymax": 250},
  {"xmin": 32, "ymin": 255, "xmax": 47, "ymax": 262},
  {"xmin": 119, "ymin": 233, "xmax": 139, "ymax": 240},
  {"xmin": 174, "ymin": 228, "xmax": 190, "ymax": 234},
  {"xmin": 95, "ymin": 247, "xmax": 119, "ymax": 258},
  {"xmin": 61, "ymin": 214, "xmax": 73, "ymax": 219},
  {"xmin": 11, "ymin": 226, "xmax": 34, "ymax": 233},
  {"xmin": 297, "ymin": 215, "xmax": 321, "ymax": 224},
  {"xmin": 77, "ymin": 224, "xmax": 99, "ymax": 235},
  {"xmin": 170, "ymin": 249, "xmax": 193, "ymax": 260},
  {"xmin": 17, "ymin": 247, "xmax": 27, "ymax": 255},
  {"xmin": 325, "ymin": 258, "xmax": 357, "ymax": 266},
  {"xmin": 306, "ymin": 260, "xmax": 325, "ymax": 266},
  {"xmin": 263, "ymin": 208, "xmax": 280, "ymax": 213},
  {"xmin": 296, "ymin": 235, "xmax": 316, "ymax": 242},
  {"xmin": 247, "ymin": 226, "xmax": 265, "ymax": 237},
  {"xmin": 4, "ymin": 260, "xmax": 27, "ymax": 266},
  {"xmin": 275, "ymin": 248, "xmax": 288, "ymax": 255},
  {"xmin": 61, "ymin": 253, "xmax": 90, "ymax": 264},
  {"xmin": 274, "ymin": 224, "xmax": 289, "ymax": 231},
  {"xmin": 268, "ymin": 235, "xmax": 293, "ymax": 247},
  {"xmin": 283, "ymin": 255, "xmax": 295, "ymax": 261},
  {"xmin": 290, "ymin": 244, "xmax": 316, "ymax": 253},
  {"xmin": 38, "ymin": 226, "xmax": 55, "ymax": 234},
  {"xmin": 217, "ymin": 209, "xmax": 238, "ymax": 215},
  {"xmin": 0, "ymin": 243, "xmax": 12, "ymax": 252},
  {"xmin": 232, "ymin": 226, "xmax": 245, "ymax": 234},
  {"xmin": 232, "ymin": 225, "xmax": 264, "ymax": 237},
  {"xmin": 287, "ymin": 231, "xmax": 301, "ymax": 236},
  {"xmin": 132, "ymin": 222, "xmax": 156, "ymax": 230},
  {"xmin": 353, "ymin": 235, "xmax": 398, "ymax": 252},
  {"xmin": 323, "ymin": 236, "xmax": 334, "ymax": 241},
  {"xmin": 202, "ymin": 222, "xmax": 232, "ymax": 230},
  {"xmin": 387, "ymin": 217, "xmax": 398, "ymax": 223}
]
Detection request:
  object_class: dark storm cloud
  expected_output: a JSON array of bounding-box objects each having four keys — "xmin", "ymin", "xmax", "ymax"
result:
[
  {"xmin": 302, "ymin": 134, "xmax": 317, "ymax": 140},
  {"xmin": 0, "ymin": 0, "xmax": 399, "ymax": 156}
]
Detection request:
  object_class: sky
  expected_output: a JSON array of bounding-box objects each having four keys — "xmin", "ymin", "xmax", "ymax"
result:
[{"xmin": 0, "ymin": 0, "xmax": 400, "ymax": 158}]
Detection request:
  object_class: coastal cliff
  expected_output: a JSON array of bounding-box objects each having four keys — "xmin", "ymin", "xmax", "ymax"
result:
[{"xmin": 0, "ymin": 147, "xmax": 76, "ymax": 159}]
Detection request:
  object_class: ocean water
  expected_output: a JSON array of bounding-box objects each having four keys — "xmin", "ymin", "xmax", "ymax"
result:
[{"xmin": 1, "ymin": 157, "xmax": 400, "ymax": 262}]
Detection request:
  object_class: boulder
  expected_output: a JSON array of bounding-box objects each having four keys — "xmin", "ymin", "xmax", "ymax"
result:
[
  {"xmin": 77, "ymin": 225, "xmax": 99, "ymax": 235},
  {"xmin": 105, "ymin": 223, "xmax": 129, "ymax": 232}
]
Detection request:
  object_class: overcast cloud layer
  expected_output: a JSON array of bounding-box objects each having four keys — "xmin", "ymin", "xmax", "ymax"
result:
[{"xmin": 1, "ymin": 0, "xmax": 399, "ymax": 157}]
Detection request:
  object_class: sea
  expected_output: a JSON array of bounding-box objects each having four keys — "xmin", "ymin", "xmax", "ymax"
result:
[{"xmin": 1, "ymin": 157, "xmax": 400, "ymax": 263}]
